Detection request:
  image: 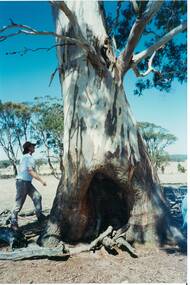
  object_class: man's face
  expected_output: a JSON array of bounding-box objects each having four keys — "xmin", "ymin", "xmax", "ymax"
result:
[{"xmin": 29, "ymin": 145, "xmax": 35, "ymax": 154}]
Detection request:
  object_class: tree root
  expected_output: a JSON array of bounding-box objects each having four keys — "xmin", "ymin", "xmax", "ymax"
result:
[{"xmin": 0, "ymin": 225, "xmax": 138, "ymax": 260}]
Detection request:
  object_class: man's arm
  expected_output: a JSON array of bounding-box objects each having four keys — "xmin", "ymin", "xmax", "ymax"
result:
[{"xmin": 28, "ymin": 169, "xmax": 47, "ymax": 186}]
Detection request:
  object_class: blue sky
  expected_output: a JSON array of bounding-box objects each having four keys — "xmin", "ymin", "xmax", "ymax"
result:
[{"xmin": 0, "ymin": 1, "xmax": 187, "ymax": 159}]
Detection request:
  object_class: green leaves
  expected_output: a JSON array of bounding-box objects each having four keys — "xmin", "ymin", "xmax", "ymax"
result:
[
  {"xmin": 103, "ymin": 0, "xmax": 187, "ymax": 94},
  {"xmin": 0, "ymin": 101, "xmax": 32, "ymax": 175},
  {"xmin": 0, "ymin": 97, "xmax": 64, "ymax": 176},
  {"xmin": 32, "ymin": 96, "xmax": 64, "ymax": 147},
  {"xmin": 138, "ymin": 121, "xmax": 177, "ymax": 169},
  {"xmin": 31, "ymin": 96, "xmax": 64, "ymax": 176}
]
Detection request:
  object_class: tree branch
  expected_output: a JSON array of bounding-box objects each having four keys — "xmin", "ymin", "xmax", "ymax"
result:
[
  {"xmin": 115, "ymin": 1, "xmax": 123, "ymax": 29},
  {"xmin": 130, "ymin": 0, "xmax": 139, "ymax": 15},
  {"xmin": 132, "ymin": 21, "xmax": 187, "ymax": 66},
  {"xmin": 0, "ymin": 22, "xmax": 89, "ymax": 53},
  {"xmin": 118, "ymin": 0, "xmax": 163, "ymax": 74},
  {"xmin": 132, "ymin": 51, "xmax": 161, "ymax": 77},
  {"xmin": 5, "ymin": 43, "xmax": 75, "ymax": 56},
  {"xmin": 1, "ymin": 19, "xmax": 106, "ymax": 74}
]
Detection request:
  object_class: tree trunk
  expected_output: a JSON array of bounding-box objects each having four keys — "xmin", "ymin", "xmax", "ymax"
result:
[
  {"xmin": 12, "ymin": 162, "xmax": 18, "ymax": 176},
  {"xmin": 9, "ymin": 156, "xmax": 18, "ymax": 176},
  {"xmin": 41, "ymin": 1, "xmax": 175, "ymax": 247}
]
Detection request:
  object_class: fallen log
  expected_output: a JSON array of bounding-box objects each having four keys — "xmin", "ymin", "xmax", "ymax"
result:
[
  {"xmin": 0, "ymin": 226, "xmax": 113, "ymax": 260},
  {"xmin": 68, "ymin": 226, "xmax": 114, "ymax": 255},
  {"xmin": 89, "ymin": 226, "xmax": 113, "ymax": 249},
  {"xmin": 113, "ymin": 223, "xmax": 130, "ymax": 240},
  {"xmin": 0, "ymin": 226, "xmax": 138, "ymax": 260},
  {"xmin": 116, "ymin": 237, "xmax": 138, "ymax": 257},
  {"xmin": 0, "ymin": 244, "xmax": 67, "ymax": 260},
  {"xmin": 102, "ymin": 236, "xmax": 115, "ymax": 250},
  {"xmin": 102, "ymin": 236, "xmax": 118, "ymax": 254}
]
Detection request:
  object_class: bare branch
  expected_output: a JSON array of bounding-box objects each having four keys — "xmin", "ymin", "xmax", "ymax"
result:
[
  {"xmin": 130, "ymin": 0, "xmax": 139, "ymax": 14},
  {"xmin": 5, "ymin": 43, "xmax": 75, "ymax": 56},
  {"xmin": 0, "ymin": 21, "xmax": 106, "ymax": 75},
  {"xmin": 0, "ymin": 22, "xmax": 91, "ymax": 54},
  {"xmin": 118, "ymin": 0, "xmax": 163, "ymax": 74},
  {"xmin": 132, "ymin": 21, "xmax": 187, "ymax": 66},
  {"xmin": 0, "ymin": 21, "xmax": 104, "ymax": 68},
  {"xmin": 132, "ymin": 51, "xmax": 161, "ymax": 77},
  {"xmin": 0, "ymin": 22, "xmax": 46, "ymax": 35},
  {"xmin": 115, "ymin": 1, "xmax": 123, "ymax": 28},
  {"xmin": 0, "ymin": 30, "xmax": 23, "ymax": 41}
]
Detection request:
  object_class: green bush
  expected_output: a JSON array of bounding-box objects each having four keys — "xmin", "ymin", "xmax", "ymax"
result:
[
  {"xmin": 0, "ymin": 160, "xmax": 11, "ymax": 169},
  {"xmin": 177, "ymin": 163, "xmax": 186, "ymax": 173}
]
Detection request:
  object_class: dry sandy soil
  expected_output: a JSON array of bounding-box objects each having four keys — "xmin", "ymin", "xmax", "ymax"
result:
[
  {"xmin": 0, "ymin": 245, "xmax": 187, "ymax": 283},
  {"xmin": 0, "ymin": 162, "xmax": 187, "ymax": 283}
]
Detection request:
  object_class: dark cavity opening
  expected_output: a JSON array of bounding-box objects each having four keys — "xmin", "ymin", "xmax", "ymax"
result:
[{"xmin": 87, "ymin": 173, "xmax": 129, "ymax": 237}]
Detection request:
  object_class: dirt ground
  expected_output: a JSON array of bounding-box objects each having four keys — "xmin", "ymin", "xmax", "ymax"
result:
[
  {"xmin": 0, "ymin": 245, "xmax": 187, "ymax": 283},
  {"xmin": 0, "ymin": 172, "xmax": 187, "ymax": 284}
]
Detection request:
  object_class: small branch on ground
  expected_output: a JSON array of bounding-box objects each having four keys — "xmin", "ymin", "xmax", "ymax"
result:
[{"xmin": 116, "ymin": 237, "xmax": 138, "ymax": 257}]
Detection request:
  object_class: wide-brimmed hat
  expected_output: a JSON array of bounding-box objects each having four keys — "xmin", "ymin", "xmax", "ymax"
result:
[{"xmin": 23, "ymin": 141, "xmax": 36, "ymax": 154}]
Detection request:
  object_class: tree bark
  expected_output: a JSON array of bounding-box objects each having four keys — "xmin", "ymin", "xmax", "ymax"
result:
[
  {"xmin": 41, "ymin": 1, "xmax": 177, "ymax": 247},
  {"xmin": 12, "ymin": 162, "xmax": 18, "ymax": 176}
]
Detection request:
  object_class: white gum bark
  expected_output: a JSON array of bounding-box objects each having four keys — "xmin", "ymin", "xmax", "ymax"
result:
[
  {"xmin": 42, "ymin": 1, "xmax": 171, "ymax": 244},
  {"xmin": 57, "ymin": 0, "xmax": 140, "ymax": 182}
]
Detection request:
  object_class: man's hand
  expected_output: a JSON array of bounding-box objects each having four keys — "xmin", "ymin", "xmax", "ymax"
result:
[{"xmin": 28, "ymin": 169, "xmax": 47, "ymax": 186}]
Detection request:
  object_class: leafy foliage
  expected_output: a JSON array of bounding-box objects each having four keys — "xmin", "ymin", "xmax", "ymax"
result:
[
  {"xmin": 103, "ymin": 0, "xmax": 187, "ymax": 95},
  {"xmin": 32, "ymin": 96, "xmax": 64, "ymax": 178},
  {"xmin": 0, "ymin": 101, "xmax": 32, "ymax": 175},
  {"xmin": 169, "ymin": 154, "xmax": 187, "ymax": 162},
  {"xmin": 177, "ymin": 163, "xmax": 186, "ymax": 173},
  {"xmin": 0, "ymin": 160, "xmax": 11, "ymax": 169},
  {"xmin": 138, "ymin": 121, "xmax": 177, "ymax": 169},
  {"xmin": 0, "ymin": 98, "xmax": 64, "ymax": 177}
]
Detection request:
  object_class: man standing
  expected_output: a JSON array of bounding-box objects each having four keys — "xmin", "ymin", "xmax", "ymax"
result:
[{"xmin": 10, "ymin": 141, "xmax": 47, "ymax": 230}]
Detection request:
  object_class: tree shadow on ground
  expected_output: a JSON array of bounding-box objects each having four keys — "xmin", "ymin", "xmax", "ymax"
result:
[{"xmin": 20, "ymin": 219, "xmax": 48, "ymax": 241}]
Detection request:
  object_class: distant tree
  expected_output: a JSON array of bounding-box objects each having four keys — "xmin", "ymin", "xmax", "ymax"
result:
[
  {"xmin": 138, "ymin": 121, "xmax": 177, "ymax": 169},
  {"xmin": 0, "ymin": 160, "xmax": 11, "ymax": 169},
  {"xmin": 169, "ymin": 154, "xmax": 187, "ymax": 162},
  {"xmin": 35, "ymin": 158, "xmax": 46, "ymax": 172},
  {"xmin": 32, "ymin": 96, "xmax": 64, "ymax": 179},
  {"xmin": 0, "ymin": 101, "xmax": 32, "ymax": 175},
  {"xmin": 177, "ymin": 163, "xmax": 186, "ymax": 173}
]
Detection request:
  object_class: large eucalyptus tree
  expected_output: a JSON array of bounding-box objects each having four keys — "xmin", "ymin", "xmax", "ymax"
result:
[{"xmin": 0, "ymin": 1, "xmax": 187, "ymax": 248}]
